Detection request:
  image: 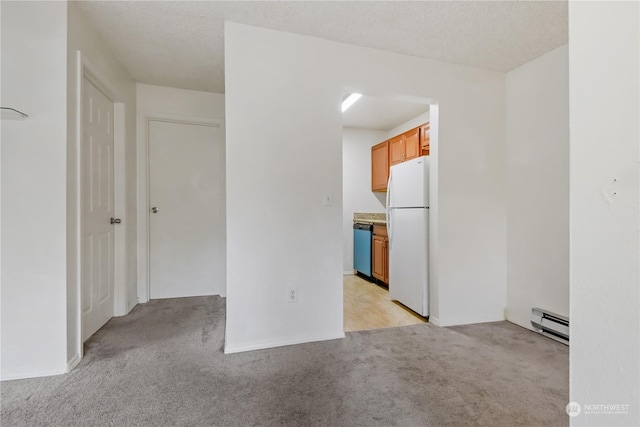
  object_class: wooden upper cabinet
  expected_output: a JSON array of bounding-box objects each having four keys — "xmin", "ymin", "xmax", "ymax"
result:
[
  {"xmin": 404, "ymin": 128, "xmax": 420, "ymax": 161},
  {"xmin": 420, "ymin": 123, "xmax": 430, "ymax": 156},
  {"xmin": 389, "ymin": 134, "xmax": 405, "ymax": 166},
  {"xmin": 371, "ymin": 140, "xmax": 389, "ymax": 192},
  {"xmin": 391, "ymin": 128, "xmax": 421, "ymax": 166},
  {"xmin": 370, "ymin": 123, "xmax": 429, "ymax": 192}
]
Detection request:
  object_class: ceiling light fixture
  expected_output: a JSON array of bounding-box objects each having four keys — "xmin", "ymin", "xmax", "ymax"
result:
[{"xmin": 341, "ymin": 93, "xmax": 362, "ymax": 112}]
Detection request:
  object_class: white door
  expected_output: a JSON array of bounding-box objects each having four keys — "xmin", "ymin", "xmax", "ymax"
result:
[
  {"xmin": 149, "ymin": 121, "xmax": 225, "ymax": 299},
  {"xmin": 81, "ymin": 78, "xmax": 115, "ymax": 341}
]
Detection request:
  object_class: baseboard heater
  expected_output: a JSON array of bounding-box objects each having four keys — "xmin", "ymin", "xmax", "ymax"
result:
[{"xmin": 531, "ymin": 307, "xmax": 569, "ymax": 345}]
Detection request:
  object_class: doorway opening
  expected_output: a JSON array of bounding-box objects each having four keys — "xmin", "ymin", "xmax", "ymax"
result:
[
  {"xmin": 137, "ymin": 117, "xmax": 226, "ymax": 303},
  {"xmin": 341, "ymin": 92, "xmax": 437, "ymax": 332},
  {"xmin": 73, "ymin": 51, "xmax": 129, "ymax": 369},
  {"xmin": 147, "ymin": 120, "xmax": 225, "ymax": 300}
]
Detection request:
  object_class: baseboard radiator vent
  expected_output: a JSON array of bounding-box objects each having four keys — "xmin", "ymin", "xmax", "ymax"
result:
[{"xmin": 531, "ymin": 307, "xmax": 569, "ymax": 345}]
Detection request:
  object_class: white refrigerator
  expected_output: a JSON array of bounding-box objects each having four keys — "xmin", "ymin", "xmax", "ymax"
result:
[{"xmin": 386, "ymin": 156, "xmax": 429, "ymax": 317}]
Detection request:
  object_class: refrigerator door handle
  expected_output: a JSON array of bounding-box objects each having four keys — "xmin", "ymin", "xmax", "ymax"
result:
[
  {"xmin": 387, "ymin": 209, "xmax": 393, "ymax": 247},
  {"xmin": 386, "ymin": 172, "xmax": 393, "ymax": 246}
]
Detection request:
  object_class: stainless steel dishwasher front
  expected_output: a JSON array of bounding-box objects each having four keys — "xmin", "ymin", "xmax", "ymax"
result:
[{"xmin": 353, "ymin": 223, "xmax": 373, "ymax": 278}]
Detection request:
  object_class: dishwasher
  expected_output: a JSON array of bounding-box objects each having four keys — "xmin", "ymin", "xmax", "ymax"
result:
[{"xmin": 353, "ymin": 223, "xmax": 373, "ymax": 278}]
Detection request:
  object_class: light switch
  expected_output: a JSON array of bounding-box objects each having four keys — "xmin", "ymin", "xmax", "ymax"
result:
[{"xmin": 323, "ymin": 192, "xmax": 333, "ymax": 207}]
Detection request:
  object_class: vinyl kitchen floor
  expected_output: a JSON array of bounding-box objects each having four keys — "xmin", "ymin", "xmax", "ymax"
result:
[{"xmin": 344, "ymin": 274, "xmax": 427, "ymax": 332}]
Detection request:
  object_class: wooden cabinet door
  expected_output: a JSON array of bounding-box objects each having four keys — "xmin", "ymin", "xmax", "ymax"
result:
[
  {"xmin": 383, "ymin": 239, "xmax": 389, "ymax": 284},
  {"xmin": 404, "ymin": 128, "xmax": 420, "ymax": 161},
  {"xmin": 371, "ymin": 141, "xmax": 389, "ymax": 191},
  {"xmin": 389, "ymin": 134, "xmax": 405, "ymax": 166},
  {"xmin": 420, "ymin": 123, "xmax": 430, "ymax": 155},
  {"xmin": 372, "ymin": 235, "xmax": 386, "ymax": 281},
  {"xmin": 373, "ymin": 224, "xmax": 389, "ymax": 284}
]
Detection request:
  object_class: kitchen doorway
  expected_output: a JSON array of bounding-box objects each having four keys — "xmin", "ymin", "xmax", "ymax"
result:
[{"xmin": 341, "ymin": 92, "xmax": 434, "ymax": 332}]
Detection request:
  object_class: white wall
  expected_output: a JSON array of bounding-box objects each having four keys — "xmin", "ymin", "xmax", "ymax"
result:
[
  {"xmin": 505, "ymin": 45, "xmax": 569, "ymax": 330},
  {"xmin": 136, "ymin": 84, "xmax": 226, "ymax": 302},
  {"xmin": 342, "ymin": 128, "xmax": 387, "ymax": 273},
  {"xmin": 225, "ymin": 22, "xmax": 506, "ymax": 353},
  {"xmin": 569, "ymin": 2, "xmax": 639, "ymax": 425},
  {"xmin": 66, "ymin": 1, "xmax": 138, "ymax": 367},
  {"xmin": 386, "ymin": 111, "xmax": 430, "ymax": 139},
  {"xmin": 136, "ymin": 84, "xmax": 225, "ymax": 119},
  {"xmin": 1, "ymin": 1, "xmax": 69, "ymax": 380},
  {"xmin": 0, "ymin": 0, "xmax": 2, "ymax": 381}
]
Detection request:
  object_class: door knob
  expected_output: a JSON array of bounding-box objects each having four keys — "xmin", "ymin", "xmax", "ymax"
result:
[
  {"xmin": 110, "ymin": 217, "xmax": 121, "ymax": 224},
  {"xmin": 151, "ymin": 207, "xmax": 159, "ymax": 214}
]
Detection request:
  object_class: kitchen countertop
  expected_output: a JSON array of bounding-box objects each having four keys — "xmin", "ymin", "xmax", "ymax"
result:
[
  {"xmin": 354, "ymin": 219, "xmax": 387, "ymax": 225},
  {"xmin": 353, "ymin": 212, "xmax": 386, "ymax": 225}
]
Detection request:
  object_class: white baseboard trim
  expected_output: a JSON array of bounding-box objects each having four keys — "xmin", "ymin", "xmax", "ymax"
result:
[
  {"xmin": 127, "ymin": 301, "xmax": 138, "ymax": 313},
  {"xmin": 429, "ymin": 316, "xmax": 440, "ymax": 326},
  {"xmin": 1, "ymin": 367, "xmax": 67, "ymax": 382},
  {"xmin": 67, "ymin": 353, "xmax": 81, "ymax": 372},
  {"xmin": 436, "ymin": 314, "xmax": 506, "ymax": 327},
  {"xmin": 224, "ymin": 331, "xmax": 345, "ymax": 354},
  {"xmin": 115, "ymin": 301, "xmax": 138, "ymax": 317},
  {"xmin": 343, "ymin": 271, "xmax": 354, "ymax": 276},
  {"xmin": 505, "ymin": 318, "xmax": 537, "ymax": 333},
  {"xmin": 504, "ymin": 313, "xmax": 539, "ymax": 332}
]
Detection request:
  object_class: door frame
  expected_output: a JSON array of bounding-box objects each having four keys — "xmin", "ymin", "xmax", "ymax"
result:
[
  {"xmin": 136, "ymin": 114, "xmax": 224, "ymax": 303},
  {"xmin": 72, "ymin": 51, "xmax": 127, "ymax": 366}
]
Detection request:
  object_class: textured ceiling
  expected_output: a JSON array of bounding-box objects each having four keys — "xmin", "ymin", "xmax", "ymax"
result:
[{"xmin": 77, "ymin": 1, "xmax": 568, "ymax": 93}]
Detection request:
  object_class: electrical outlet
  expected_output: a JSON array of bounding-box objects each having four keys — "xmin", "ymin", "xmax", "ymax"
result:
[{"xmin": 288, "ymin": 287, "xmax": 298, "ymax": 303}]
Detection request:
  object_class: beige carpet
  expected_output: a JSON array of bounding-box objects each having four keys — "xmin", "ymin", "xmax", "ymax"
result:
[{"xmin": 1, "ymin": 296, "xmax": 569, "ymax": 426}]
